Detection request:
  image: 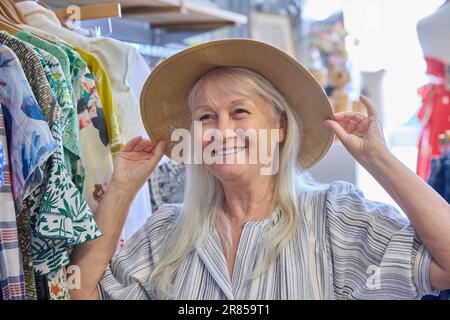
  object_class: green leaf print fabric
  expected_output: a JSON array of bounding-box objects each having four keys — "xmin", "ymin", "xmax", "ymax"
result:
[
  {"xmin": 15, "ymin": 30, "xmax": 72, "ymax": 87},
  {"xmin": 30, "ymin": 119, "xmax": 101, "ymax": 277},
  {"xmin": 47, "ymin": 41, "xmax": 85, "ymax": 191}
]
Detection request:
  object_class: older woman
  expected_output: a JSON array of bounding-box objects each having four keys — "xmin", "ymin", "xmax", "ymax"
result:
[{"xmin": 70, "ymin": 39, "xmax": 450, "ymax": 300}]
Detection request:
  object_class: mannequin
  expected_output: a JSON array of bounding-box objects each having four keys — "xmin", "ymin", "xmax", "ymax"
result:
[
  {"xmin": 416, "ymin": 1, "xmax": 450, "ymax": 64},
  {"xmin": 416, "ymin": 4, "xmax": 450, "ymax": 301},
  {"xmin": 415, "ymin": 1, "xmax": 450, "ymax": 181}
]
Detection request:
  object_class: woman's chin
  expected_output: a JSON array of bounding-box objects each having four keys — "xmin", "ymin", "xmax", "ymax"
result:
[{"xmin": 207, "ymin": 163, "xmax": 251, "ymax": 181}]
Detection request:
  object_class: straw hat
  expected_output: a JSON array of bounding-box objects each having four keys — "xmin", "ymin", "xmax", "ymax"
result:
[{"xmin": 140, "ymin": 38, "xmax": 334, "ymax": 169}]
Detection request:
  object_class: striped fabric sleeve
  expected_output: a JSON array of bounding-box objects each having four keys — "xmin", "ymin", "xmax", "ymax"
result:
[
  {"xmin": 98, "ymin": 204, "xmax": 180, "ymax": 300},
  {"xmin": 325, "ymin": 180, "xmax": 439, "ymax": 300}
]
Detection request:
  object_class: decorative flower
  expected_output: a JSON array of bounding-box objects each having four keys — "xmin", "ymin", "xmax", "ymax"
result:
[
  {"xmin": 93, "ymin": 183, "xmax": 105, "ymax": 202},
  {"xmin": 50, "ymin": 283, "xmax": 61, "ymax": 297},
  {"xmin": 79, "ymin": 109, "xmax": 91, "ymax": 129}
]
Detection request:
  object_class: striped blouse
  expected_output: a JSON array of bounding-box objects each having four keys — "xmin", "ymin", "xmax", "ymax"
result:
[{"xmin": 99, "ymin": 180, "xmax": 438, "ymax": 300}]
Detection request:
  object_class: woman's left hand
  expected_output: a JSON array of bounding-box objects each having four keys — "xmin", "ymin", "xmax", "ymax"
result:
[{"xmin": 324, "ymin": 95, "xmax": 389, "ymax": 166}]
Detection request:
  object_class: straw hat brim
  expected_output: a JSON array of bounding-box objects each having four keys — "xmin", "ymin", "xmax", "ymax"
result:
[{"xmin": 140, "ymin": 38, "xmax": 335, "ymax": 169}]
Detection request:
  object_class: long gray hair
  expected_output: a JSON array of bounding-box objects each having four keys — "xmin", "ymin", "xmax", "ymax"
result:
[{"xmin": 149, "ymin": 67, "xmax": 327, "ymax": 298}]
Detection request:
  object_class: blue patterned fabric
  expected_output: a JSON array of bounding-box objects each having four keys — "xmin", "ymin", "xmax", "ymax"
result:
[{"xmin": 0, "ymin": 44, "xmax": 57, "ymax": 210}]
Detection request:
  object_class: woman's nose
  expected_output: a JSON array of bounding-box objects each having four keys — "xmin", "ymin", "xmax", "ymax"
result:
[{"xmin": 215, "ymin": 116, "xmax": 236, "ymax": 137}]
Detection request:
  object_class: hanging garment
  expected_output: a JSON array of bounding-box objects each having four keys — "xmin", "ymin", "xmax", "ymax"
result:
[
  {"xmin": 74, "ymin": 46, "xmax": 124, "ymax": 156},
  {"xmin": 416, "ymin": 56, "xmax": 450, "ymax": 180},
  {"xmin": 0, "ymin": 33, "xmax": 61, "ymax": 299},
  {"xmin": 52, "ymin": 41, "xmax": 85, "ymax": 191},
  {"xmin": 18, "ymin": 36, "xmax": 107, "ymax": 300},
  {"xmin": 17, "ymin": 51, "xmax": 84, "ymax": 301},
  {"xmin": 15, "ymin": 30, "xmax": 79, "ymax": 154},
  {"xmin": 1, "ymin": 34, "xmax": 103, "ymax": 299},
  {"xmin": 49, "ymin": 43, "xmax": 115, "ymax": 212},
  {"xmin": 0, "ymin": 109, "xmax": 25, "ymax": 300},
  {"xmin": 18, "ymin": 38, "xmax": 84, "ymax": 194},
  {"xmin": 126, "ymin": 46, "xmax": 152, "ymax": 103},
  {"xmin": 0, "ymin": 33, "xmax": 58, "ymax": 203},
  {"xmin": 16, "ymin": 1, "xmax": 148, "ymax": 142},
  {"xmin": 0, "ymin": 32, "xmax": 58, "ymax": 125},
  {"xmin": 0, "ymin": 33, "xmax": 70, "ymax": 301},
  {"xmin": 11, "ymin": 35, "xmax": 79, "ymax": 300},
  {"xmin": 15, "ymin": 30, "xmax": 72, "ymax": 87},
  {"xmin": 23, "ymin": 42, "xmax": 103, "ymax": 299},
  {"xmin": 19, "ymin": 44, "xmax": 74, "ymax": 163},
  {"xmin": 32, "ymin": 114, "xmax": 101, "ymax": 299},
  {"xmin": 16, "ymin": 31, "xmax": 115, "ymax": 214},
  {"xmin": 0, "ymin": 43, "xmax": 58, "ymax": 300}
]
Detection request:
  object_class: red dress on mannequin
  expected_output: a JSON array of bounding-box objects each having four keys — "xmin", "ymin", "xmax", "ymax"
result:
[{"xmin": 416, "ymin": 56, "xmax": 450, "ymax": 180}]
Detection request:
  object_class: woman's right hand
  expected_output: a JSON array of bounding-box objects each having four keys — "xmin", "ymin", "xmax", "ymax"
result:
[
  {"xmin": 70, "ymin": 136, "xmax": 166, "ymax": 300},
  {"xmin": 110, "ymin": 136, "xmax": 166, "ymax": 194}
]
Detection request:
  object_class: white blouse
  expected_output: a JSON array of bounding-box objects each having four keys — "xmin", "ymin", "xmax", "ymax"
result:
[{"xmin": 99, "ymin": 180, "xmax": 437, "ymax": 300}]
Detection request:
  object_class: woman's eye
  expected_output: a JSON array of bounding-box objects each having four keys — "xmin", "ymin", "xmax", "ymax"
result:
[
  {"xmin": 199, "ymin": 114, "xmax": 212, "ymax": 121},
  {"xmin": 234, "ymin": 108, "xmax": 249, "ymax": 114}
]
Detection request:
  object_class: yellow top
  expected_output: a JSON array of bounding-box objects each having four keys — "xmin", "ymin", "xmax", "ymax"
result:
[{"xmin": 75, "ymin": 46, "xmax": 125, "ymax": 156}]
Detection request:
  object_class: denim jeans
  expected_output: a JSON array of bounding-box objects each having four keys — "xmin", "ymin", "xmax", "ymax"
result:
[
  {"xmin": 422, "ymin": 153, "xmax": 450, "ymax": 300},
  {"xmin": 428, "ymin": 152, "xmax": 450, "ymax": 202}
]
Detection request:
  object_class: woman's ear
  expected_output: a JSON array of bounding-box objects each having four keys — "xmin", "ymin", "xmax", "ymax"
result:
[{"xmin": 278, "ymin": 112, "xmax": 287, "ymax": 143}]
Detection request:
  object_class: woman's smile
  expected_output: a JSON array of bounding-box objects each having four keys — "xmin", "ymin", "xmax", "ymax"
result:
[{"xmin": 213, "ymin": 145, "xmax": 247, "ymax": 156}]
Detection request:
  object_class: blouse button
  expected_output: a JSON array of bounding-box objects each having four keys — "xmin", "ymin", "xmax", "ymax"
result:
[{"xmin": 442, "ymin": 95, "xmax": 449, "ymax": 105}]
